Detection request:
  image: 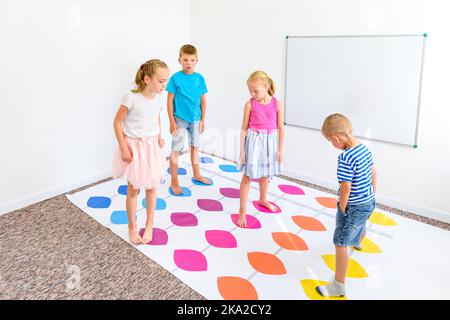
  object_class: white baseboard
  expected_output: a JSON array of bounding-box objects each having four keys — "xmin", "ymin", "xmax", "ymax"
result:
[
  {"xmin": 283, "ymin": 168, "xmax": 450, "ymax": 224},
  {"xmin": 282, "ymin": 168, "xmax": 339, "ymax": 191},
  {"xmin": 203, "ymin": 148, "xmax": 237, "ymax": 163},
  {"xmin": 0, "ymin": 171, "xmax": 111, "ymax": 216}
]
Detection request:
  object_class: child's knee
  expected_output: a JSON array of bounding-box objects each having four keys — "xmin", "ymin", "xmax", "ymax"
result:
[
  {"xmin": 258, "ymin": 177, "xmax": 269, "ymax": 183},
  {"xmin": 127, "ymin": 188, "xmax": 139, "ymax": 197}
]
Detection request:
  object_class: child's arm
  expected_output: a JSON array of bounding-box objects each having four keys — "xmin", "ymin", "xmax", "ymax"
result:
[
  {"xmin": 158, "ymin": 113, "xmax": 165, "ymax": 148},
  {"xmin": 167, "ymin": 92, "xmax": 177, "ymax": 135},
  {"xmin": 113, "ymin": 106, "xmax": 132, "ymax": 162},
  {"xmin": 240, "ymin": 101, "xmax": 251, "ymax": 164},
  {"xmin": 276, "ymin": 100, "xmax": 285, "ymax": 163},
  {"xmin": 339, "ymin": 181, "xmax": 352, "ymax": 212},
  {"xmin": 371, "ymin": 165, "xmax": 377, "ymax": 193},
  {"xmin": 200, "ymin": 94, "xmax": 207, "ymax": 134}
]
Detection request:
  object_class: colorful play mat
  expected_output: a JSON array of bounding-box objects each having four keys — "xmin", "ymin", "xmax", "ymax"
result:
[{"xmin": 67, "ymin": 153, "xmax": 450, "ymax": 300}]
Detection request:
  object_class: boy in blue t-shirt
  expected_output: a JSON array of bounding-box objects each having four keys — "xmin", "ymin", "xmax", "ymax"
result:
[
  {"xmin": 166, "ymin": 44, "xmax": 210, "ymax": 194},
  {"xmin": 316, "ymin": 113, "xmax": 377, "ymax": 298}
]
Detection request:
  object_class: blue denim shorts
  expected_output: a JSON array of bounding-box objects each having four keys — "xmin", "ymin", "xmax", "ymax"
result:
[
  {"xmin": 171, "ymin": 117, "xmax": 200, "ymax": 152},
  {"xmin": 333, "ymin": 198, "xmax": 376, "ymax": 247}
]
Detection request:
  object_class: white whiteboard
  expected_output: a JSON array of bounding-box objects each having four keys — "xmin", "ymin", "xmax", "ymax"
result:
[{"xmin": 284, "ymin": 35, "xmax": 426, "ymax": 147}]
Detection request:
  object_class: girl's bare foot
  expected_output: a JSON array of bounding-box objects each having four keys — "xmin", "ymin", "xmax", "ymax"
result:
[
  {"xmin": 171, "ymin": 182, "xmax": 182, "ymax": 195},
  {"xmin": 129, "ymin": 225, "xmax": 142, "ymax": 245},
  {"xmin": 142, "ymin": 225, "xmax": 153, "ymax": 244},
  {"xmin": 259, "ymin": 200, "xmax": 277, "ymax": 212},
  {"xmin": 193, "ymin": 175, "xmax": 212, "ymax": 185},
  {"xmin": 237, "ymin": 211, "xmax": 247, "ymax": 228}
]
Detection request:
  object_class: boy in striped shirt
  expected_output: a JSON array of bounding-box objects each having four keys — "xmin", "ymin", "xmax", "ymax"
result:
[{"xmin": 316, "ymin": 114, "xmax": 377, "ymax": 298}]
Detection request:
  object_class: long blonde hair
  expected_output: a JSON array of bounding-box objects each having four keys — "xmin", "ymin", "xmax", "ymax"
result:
[
  {"xmin": 131, "ymin": 59, "xmax": 168, "ymax": 93},
  {"xmin": 247, "ymin": 70, "xmax": 275, "ymax": 96}
]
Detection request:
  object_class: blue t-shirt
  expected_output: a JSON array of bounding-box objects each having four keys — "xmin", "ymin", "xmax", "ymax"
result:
[
  {"xmin": 166, "ymin": 71, "xmax": 208, "ymax": 123},
  {"xmin": 337, "ymin": 143, "xmax": 375, "ymax": 205}
]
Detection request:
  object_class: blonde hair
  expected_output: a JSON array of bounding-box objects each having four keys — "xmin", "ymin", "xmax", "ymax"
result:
[
  {"xmin": 247, "ymin": 71, "xmax": 275, "ymax": 96},
  {"xmin": 321, "ymin": 113, "xmax": 353, "ymax": 138},
  {"xmin": 179, "ymin": 44, "xmax": 197, "ymax": 57},
  {"xmin": 131, "ymin": 59, "xmax": 168, "ymax": 93}
]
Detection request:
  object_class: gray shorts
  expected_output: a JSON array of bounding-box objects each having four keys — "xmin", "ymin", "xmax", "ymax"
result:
[{"xmin": 171, "ymin": 117, "xmax": 200, "ymax": 152}]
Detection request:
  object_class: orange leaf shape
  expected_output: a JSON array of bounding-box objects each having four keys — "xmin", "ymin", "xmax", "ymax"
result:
[
  {"xmin": 315, "ymin": 197, "xmax": 338, "ymax": 208},
  {"xmin": 247, "ymin": 252, "xmax": 287, "ymax": 275},
  {"xmin": 217, "ymin": 276, "xmax": 258, "ymax": 300},
  {"xmin": 292, "ymin": 215, "xmax": 326, "ymax": 231},
  {"xmin": 272, "ymin": 232, "xmax": 309, "ymax": 251}
]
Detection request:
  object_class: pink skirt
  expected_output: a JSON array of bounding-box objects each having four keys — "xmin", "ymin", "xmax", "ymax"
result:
[{"xmin": 112, "ymin": 136, "xmax": 165, "ymax": 190}]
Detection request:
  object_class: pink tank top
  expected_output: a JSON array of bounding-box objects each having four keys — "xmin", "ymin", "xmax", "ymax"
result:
[{"xmin": 248, "ymin": 96, "xmax": 279, "ymax": 133}]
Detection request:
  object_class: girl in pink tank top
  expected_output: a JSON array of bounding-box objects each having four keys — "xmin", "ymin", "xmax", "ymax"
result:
[
  {"xmin": 237, "ymin": 71, "xmax": 285, "ymax": 228},
  {"xmin": 248, "ymin": 96, "xmax": 279, "ymax": 134}
]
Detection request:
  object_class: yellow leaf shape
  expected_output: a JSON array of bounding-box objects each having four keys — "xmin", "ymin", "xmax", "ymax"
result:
[
  {"xmin": 322, "ymin": 255, "xmax": 368, "ymax": 278},
  {"xmin": 352, "ymin": 237, "xmax": 382, "ymax": 254},
  {"xmin": 300, "ymin": 279, "xmax": 347, "ymax": 300},
  {"xmin": 369, "ymin": 211, "xmax": 397, "ymax": 226}
]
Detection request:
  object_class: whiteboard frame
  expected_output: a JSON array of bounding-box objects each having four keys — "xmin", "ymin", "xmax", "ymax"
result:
[{"xmin": 283, "ymin": 34, "xmax": 426, "ymax": 148}]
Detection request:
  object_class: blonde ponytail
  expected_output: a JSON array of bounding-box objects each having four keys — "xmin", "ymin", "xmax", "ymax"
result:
[
  {"xmin": 131, "ymin": 59, "xmax": 168, "ymax": 93},
  {"xmin": 247, "ymin": 70, "xmax": 275, "ymax": 96}
]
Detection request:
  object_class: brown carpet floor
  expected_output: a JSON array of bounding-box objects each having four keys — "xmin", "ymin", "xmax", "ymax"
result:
[{"xmin": 0, "ymin": 179, "xmax": 204, "ymax": 300}]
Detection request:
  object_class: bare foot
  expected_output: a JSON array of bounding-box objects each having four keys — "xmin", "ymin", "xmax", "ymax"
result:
[
  {"xmin": 171, "ymin": 182, "xmax": 182, "ymax": 195},
  {"xmin": 193, "ymin": 175, "xmax": 212, "ymax": 185},
  {"xmin": 259, "ymin": 200, "xmax": 277, "ymax": 212},
  {"xmin": 142, "ymin": 225, "xmax": 153, "ymax": 244},
  {"xmin": 128, "ymin": 225, "xmax": 142, "ymax": 245},
  {"xmin": 237, "ymin": 211, "xmax": 247, "ymax": 228}
]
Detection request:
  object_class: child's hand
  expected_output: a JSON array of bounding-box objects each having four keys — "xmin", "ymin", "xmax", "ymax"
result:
[
  {"xmin": 277, "ymin": 151, "xmax": 283, "ymax": 164},
  {"xmin": 239, "ymin": 152, "xmax": 245, "ymax": 165},
  {"xmin": 121, "ymin": 146, "xmax": 132, "ymax": 163},
  {"xmin": 170, "ymin": 122, "xmax": 178, "ymax": 136},
  {"xmin": 199, "ymin": 120, "xmax": 205, "ymax": 134},
  {"xmin": 158, "ymin": 136, "xmax": 165, "ymax": 148}
]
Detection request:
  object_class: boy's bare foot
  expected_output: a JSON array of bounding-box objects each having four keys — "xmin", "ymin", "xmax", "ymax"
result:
[
  {"xmin": 171, "ymin": 182, "xmax": 182, "ymax": 195},
  {"xmin": 193, "ymin": 175, "xmax": 212, "ymax": 185},
  {"xmin": 237, "ymin": 211, "xmax": 247, "ymax": 228},
  {"xmin": 128, "ymin": 225, "xmax": 142, "ymax": 245},
  {"xmin": 142, "ymin": 225, "xmax": 153, "ymax": 244},
  {"xmin": 259, "ymin": 200, "xmax": 277, "ymax": 212}
]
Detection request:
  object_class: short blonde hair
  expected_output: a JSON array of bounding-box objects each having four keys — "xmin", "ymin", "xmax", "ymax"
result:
[
  {"xmin": 321, "ymin": 113, "xmax": 353, "ymax": 138},
  {"xmin": 247, "ymin": 70, "xmax": 275, "ymax": 96},
  {"xmin": 179, "ymin": 44, "xmax": 197, "ymax": 57}
]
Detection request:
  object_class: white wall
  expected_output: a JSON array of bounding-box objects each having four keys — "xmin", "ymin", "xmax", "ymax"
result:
[
  {"xmin": 191, "ymin": 0, "xmax": 450, "ymax": 222},
  {"xmin": 0, "ymin": 0, "xmax": 190, "ymax": 214}
]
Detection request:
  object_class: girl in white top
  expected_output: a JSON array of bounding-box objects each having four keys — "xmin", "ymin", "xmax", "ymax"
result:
[{"xmin": 113, "ymin": 59, "xmax": 170, "ymax": 245}]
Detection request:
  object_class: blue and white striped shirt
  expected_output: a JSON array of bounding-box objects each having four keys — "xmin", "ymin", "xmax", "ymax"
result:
[{"xmin": 337, "ymin": 144, "xmax": 375, "ymax": 205}]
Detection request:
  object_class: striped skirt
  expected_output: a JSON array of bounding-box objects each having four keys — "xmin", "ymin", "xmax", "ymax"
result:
[{"xmin": 239, "ymin": 129, "xmax": 281, "ymax": 179}]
